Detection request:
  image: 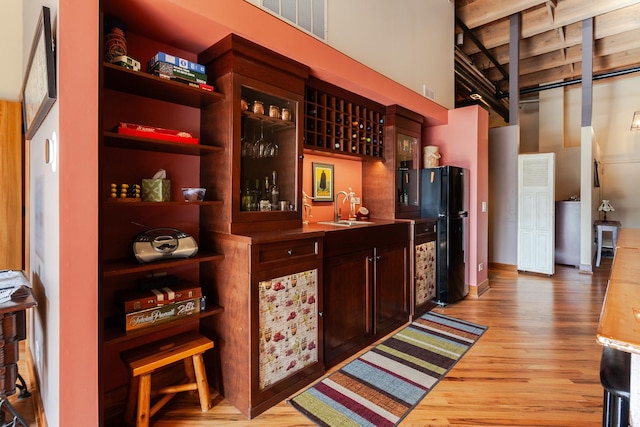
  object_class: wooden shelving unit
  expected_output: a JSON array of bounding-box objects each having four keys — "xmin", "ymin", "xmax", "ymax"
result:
[
  {"xmin": 304, "ymin": 78, "xmax": 385, "ymax": 159},
  {"xmin": 99, "ymin": 27, "xmax": 226, "ymax": 422}
]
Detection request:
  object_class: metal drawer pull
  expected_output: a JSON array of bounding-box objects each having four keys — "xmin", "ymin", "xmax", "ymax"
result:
[{"xmin": 287, "ymin": 249, "xmax": 295, "ymax": 255}]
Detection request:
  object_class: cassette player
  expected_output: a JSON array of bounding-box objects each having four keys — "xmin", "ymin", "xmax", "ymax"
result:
[{"xmin": 133, "ymin": 228, "xmax": 198, "ymax": 263}]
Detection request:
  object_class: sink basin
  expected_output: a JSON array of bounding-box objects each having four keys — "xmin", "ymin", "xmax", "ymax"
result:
[{"xmin": 317, "ymin": 220, "xmax": 375, "ymax": 227}]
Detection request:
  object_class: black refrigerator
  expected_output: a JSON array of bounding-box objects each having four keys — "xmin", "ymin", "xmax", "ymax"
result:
[{"xmin": 421, "ymin": 166, "xmax": 469, "ymax": 305}]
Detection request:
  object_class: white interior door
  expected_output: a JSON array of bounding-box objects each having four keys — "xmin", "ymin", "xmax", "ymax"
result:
[{"xmin": 517, "ymin": 153, "xmax": 555, "ymax": 275}]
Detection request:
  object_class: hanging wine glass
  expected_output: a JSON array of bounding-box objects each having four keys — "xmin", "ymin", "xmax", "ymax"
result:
[
  {"xmin": 241, "ymin": 125, "xmax": 254, "ymax": 157},
  {"xmin": 252, "ymin": 122, "xmax": 268, "ymax": 158},
  {"xmin": 265, "ymin": 129, "xmax": 279, "ymax": 157}
]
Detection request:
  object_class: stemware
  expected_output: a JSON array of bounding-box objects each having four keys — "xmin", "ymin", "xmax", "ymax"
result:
[
  {"xmin": 265, "ymin": 129, "xmax": 279, "ymax": 157},
  {"xmin": 241, "ymin": 124, "xmax": 254, "ymax": 157},
  {"xmin": 252, "ymin": 123, "xmax": 268, "ymax": 158}
]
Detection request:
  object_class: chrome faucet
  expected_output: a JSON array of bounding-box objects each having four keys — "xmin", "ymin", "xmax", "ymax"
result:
[{"xmin": 335, "ymin": 190, "xmax": 349, "ymax": 222}]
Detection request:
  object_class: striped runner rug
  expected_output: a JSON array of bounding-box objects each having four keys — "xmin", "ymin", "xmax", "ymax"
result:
[{"xmin": 288, "ymin": 312, "xmax": 487, "ymax": 426}]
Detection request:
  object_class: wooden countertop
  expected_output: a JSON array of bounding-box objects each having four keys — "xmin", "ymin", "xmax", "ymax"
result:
[
  {"xmin": 617, "ymin": 227, "xmax": 640, "ymax": 249},
  {"xmin": 211, "ymin": 219, "xmax": 407, "ymax": 244},
  {"xmin": 597, "ymin": 229, "xmax": 640, "ymax": 353}
]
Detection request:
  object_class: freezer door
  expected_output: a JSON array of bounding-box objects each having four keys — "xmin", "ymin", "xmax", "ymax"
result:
[
  {"xmin": 420, "ymin": 167, "xmax": 443, "ymax": 218},
  {"xmin": 446, "ymin": 166, "xmax": 467, "ymax": 215}
]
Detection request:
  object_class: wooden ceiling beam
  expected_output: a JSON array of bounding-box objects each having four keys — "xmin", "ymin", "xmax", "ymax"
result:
[
  {"xmin": 482, "ymin": 30, "xmax": 640, "ymax": 81},
  {"xmin": 456, "ymin": 0, "xmax": 548, "ymax": 29},
  {"xmin": 544, "ymin": 1, "xmax": 556, "ymax": 24},
  {"xmin": 460, "ymin": 1, "xmax": 640, "ymax": 52},
  {"xmin": 513, "ymin": 47, "xmax": 640, "ymax": 89},
  {"xmin": 469, "ymin": 25, "xmax": 581, "ymax": 70}
]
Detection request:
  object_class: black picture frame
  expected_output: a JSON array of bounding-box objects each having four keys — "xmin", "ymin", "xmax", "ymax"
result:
[
  {"xmin": 312, "ymin": 162, "xmax": 334, "ymax": 201},
  {"xmin": 22, "ymin": 6, "xmax": 56, "ymax": 140}
]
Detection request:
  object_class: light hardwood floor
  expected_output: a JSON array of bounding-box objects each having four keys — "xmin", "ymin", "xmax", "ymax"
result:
[
  {"xmin": 24, "ymin": 260, "xmax": 614, "ymax": 426},
  {"xmin": 151, "ymin": 261, "xmax": 611, "ymax": 427}
]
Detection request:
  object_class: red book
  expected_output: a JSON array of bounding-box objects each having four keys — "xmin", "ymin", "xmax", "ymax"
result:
[
  {"xmin": 117, "ymin": 122, "xmax": 199, "ymax": 144},
  {"xmin": 117, "ymin": 283, "xmax": 202, "ymax": 313}
]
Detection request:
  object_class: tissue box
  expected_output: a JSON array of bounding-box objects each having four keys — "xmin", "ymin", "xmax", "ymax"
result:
[{"xmin": 142, "ymin": 179, "xmax": 171, "ymax": 202}]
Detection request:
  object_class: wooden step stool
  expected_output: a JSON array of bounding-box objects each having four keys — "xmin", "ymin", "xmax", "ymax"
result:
[{"xmin": 121, "ymin": 331, "xmax": 214, "ymax": 427}]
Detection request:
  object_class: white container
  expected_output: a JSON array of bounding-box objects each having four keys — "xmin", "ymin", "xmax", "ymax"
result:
[{"xmin": 423, "ymin": 145, "xmax": 441, "ymax": 167}]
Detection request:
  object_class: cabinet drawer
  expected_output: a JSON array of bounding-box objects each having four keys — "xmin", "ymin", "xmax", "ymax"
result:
[
  {"xmin": 415, "ymin": 219, "xmax": 437, "ymax": 243},
  {"xmin": 253, "ymin": 238, "xmax": 320, "ymax": 271}
]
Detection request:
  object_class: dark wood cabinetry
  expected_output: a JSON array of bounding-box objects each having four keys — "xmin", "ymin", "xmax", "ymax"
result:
[
  {"xmin": 97, "ymin": 8, "xmax": 422, "ymax": 420},
  {"xmin": 362, "ymin": 105, "xmax": 424, "ymax": 220},
  {"xmin": 195, "ymin": 36, "xmax": 325, "ymax": 418},
  {"xmin": 322, "ymin": 223, "xmax": 410, "ymax": 368},
  {"xmin": 207, "ymin": 232, "xmax": 324, "ymax": 418},
  {"xmin": 198, "ymin": 34, "xmax": 308, "ymax": 235}
]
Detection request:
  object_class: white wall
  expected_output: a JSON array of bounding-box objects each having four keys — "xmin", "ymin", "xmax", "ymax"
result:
[
  {"xmin": 519, "ymin": 101, "xmax": 539, "ymax": 153},
  {"xmin": 538, "ymin": 88, "xmax": 581, "ymax": 201},
  {"xmin": 326, "ymin": 0, "xmax": 454, "ymax": 109},
  {"xmin": 593, "ymin": 75, "xmax": 640, "ymax": 229},
  {"xmin": 244, "ymin": 0, "xmax": 454, "ymax": 109},
  {"xmin": 0, "ymin": 0, "xmax": 22, "ymax": 100},
  {"xmin": 24, "ymin": 0, "xmax": 61, "ymax": 425},
  {"xmin": 488, "ymin": 126, "xmax": 519, "ymax": 265},
  {"xmin": 531, "ymin": 75, "xmax": 640, "ymax": 229}
]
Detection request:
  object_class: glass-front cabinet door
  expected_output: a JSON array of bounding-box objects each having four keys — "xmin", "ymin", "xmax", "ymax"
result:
[
  {"xmin": 396, "ymin": 132, "xmax": 419, "ymax": 212},
  {"xmin": 240, "ymin": 86, "xmax": 298, "ymax": 213},
  {"xmin": 387, "ymin": 105, "xmax": 423, "ymax": 219}
]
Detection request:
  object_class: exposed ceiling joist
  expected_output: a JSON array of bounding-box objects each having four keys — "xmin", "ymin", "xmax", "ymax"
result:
[{"xmin": 454, "ymin": 0, "xmax": 640, "ymax": 122}]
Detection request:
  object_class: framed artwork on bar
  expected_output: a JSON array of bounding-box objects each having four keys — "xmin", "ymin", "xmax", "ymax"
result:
[
  {"xmin": 22, "ymin": 6, "xmax": 56, "ymax": 140},
  {"xmin": 312, "ymin": 162, "xmax": 334, "ymax": 202}
]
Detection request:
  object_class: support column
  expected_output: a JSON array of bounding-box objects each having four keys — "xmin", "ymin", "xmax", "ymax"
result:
[
  {"xmin": 582, "ymin": 18, "xmax": 593, "ymax": 127},
  {"xmin": 509, "ymin": 14, "xmax": 520, "ymax": 126}
]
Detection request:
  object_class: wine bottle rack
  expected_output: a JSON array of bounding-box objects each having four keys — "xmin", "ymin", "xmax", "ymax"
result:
[{"xmin": 304, "ymin": 79, "xmax": 385, "ymax": 159}]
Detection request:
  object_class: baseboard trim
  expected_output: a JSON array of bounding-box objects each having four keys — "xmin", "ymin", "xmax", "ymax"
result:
[
  {"xmin": 26, "ymin": 345, "xmax": 48, "ymax": 427},
  {"xmin": 469, "ymin": 278, "xmax": 490, "ymax": 298},
  {"xmin": 580, "ymin": 263, "xmax": 593, "ymax": 274},
  {"xmin": 488, "ymin": 262, "xmax": 517, "ymax": 272}
]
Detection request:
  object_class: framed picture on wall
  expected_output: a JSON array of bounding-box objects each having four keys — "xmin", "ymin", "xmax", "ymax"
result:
[
  {"xmin": 312, "ymin": 162, "xmax": 334, "ymax": 202},
  {"xmin": 22, "ymin": 6, "xmax": 56, "ymax": 140}
]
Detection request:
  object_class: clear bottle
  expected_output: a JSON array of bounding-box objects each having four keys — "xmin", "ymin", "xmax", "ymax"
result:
[
  {"xmin": 242, "ymin": 180, "xmax": 253, "ymax": 211},
  {"xmin": 259, "ymin": 176, "xmax": 271, "ymax": 211},
  {"xmin": 270, "ymin": 170, "xmax": 280, "ymax": 210},
  {"xmin": 252, "ymin": 178, "xmax": 261, "ymax": 211}
]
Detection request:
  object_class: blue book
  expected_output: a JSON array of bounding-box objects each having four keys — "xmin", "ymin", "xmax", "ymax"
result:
[{"xmin": 147, "ymin": 52, "xmax": 206, "ymax": 74}]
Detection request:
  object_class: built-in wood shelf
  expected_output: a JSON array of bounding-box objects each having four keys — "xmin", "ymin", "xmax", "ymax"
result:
[
  {"xmin": 103, "ymin": 62, "xmax": 224, "ymax": 108},
  {"xmin": 103, "ymin": 305, "xmax": 225, "ymax": 345},
  {"xmin": 102, "ymin": 251, "xmax": 224, "ymax": 277},
  {"xmin": 103, "ymin": 131, "xmax": 224, "ymax": 155}
]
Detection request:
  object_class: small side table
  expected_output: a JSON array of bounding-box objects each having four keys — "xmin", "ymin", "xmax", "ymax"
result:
[{"xmin": 595, "ymin": 220, "xmax": 621, "ymax": 267}]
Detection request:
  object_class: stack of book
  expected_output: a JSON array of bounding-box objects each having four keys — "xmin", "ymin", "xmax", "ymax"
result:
[
  {"xmin": 117, "ymin": 282, "xmax": 204, "ymax": 332},
  {"xmin": 148, "ymin": 52, "xmax": 214, "ymax": 92}
]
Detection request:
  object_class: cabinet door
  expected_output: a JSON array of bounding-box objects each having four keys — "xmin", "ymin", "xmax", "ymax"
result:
[
  {"xmin": 414, "ymin": 240, "xmax": 436, "ymax": 313},
  {"xmin": 257, "ymin": 269, "xmax": 319, "ymax": 391},
  {"xmin": 375, "ymin": 241, "xmax": 409, "ymax": 336},
  {"xmin": 323, "ymin": 249, "xmax": 372, "ymax": 368}
]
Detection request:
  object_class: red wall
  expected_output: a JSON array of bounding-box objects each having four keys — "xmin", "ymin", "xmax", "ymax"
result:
[
  {"xmin": 59, "ymin": 0, "xmax": 99, "ymax": 425},
  {"xmin": 425, "ymin": 105, "xmax": 489, "ymax": 289}
]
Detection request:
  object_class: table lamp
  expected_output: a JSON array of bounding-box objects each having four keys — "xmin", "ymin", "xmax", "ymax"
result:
[{"xmin": 598, "ymin": 199, "xmax": 614, "ymax": 221}]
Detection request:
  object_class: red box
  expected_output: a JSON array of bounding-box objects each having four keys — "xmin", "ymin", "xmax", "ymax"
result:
[
  {"xmin": 117, "ymin": 122, "xmax": 199, "ymax": 144},
  {"xmin": 117, "ymin": 283, "xmax": 202, "ymax": 313}
]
